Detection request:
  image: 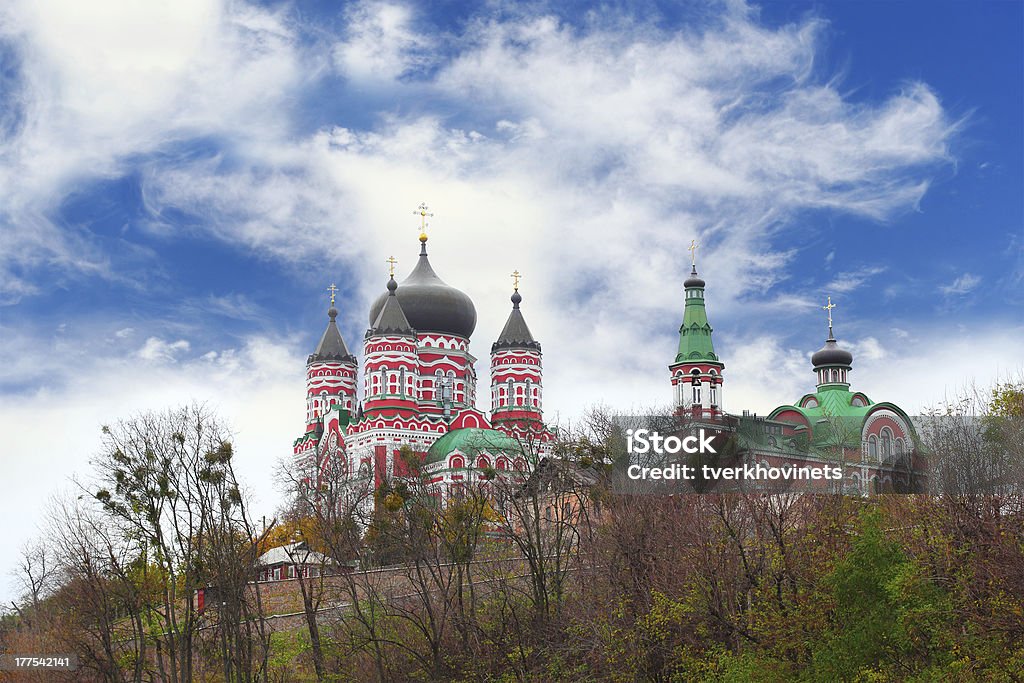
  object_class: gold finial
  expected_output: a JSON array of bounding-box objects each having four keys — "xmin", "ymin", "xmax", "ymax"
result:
[
  {"xmin": 413, "ymin": 202, "xmax": 434, "ymax": 242},
  {"xmin": 511, "ymin": 269, "xmax": 521, "ymax": 291},
  {"xmin": 327, "ymin": 283, "xmax": 339, "ymax": 307},
  {"xmin": 823, "ymin": 295, "xmax": 836, "ymax": 330},
  {"xmin": 688, "ymin": 239, "xmax": 699, "ymax": 266},
  {"xmin": 386, "ymin": 256, "xmax": 398, "ymax": 278}
]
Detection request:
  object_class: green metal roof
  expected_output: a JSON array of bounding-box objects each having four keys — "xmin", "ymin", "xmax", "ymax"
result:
[
  {"xmin": 674, "ymin": 273, "xmax": 721, "ymax": 364},
  {"xmin": 792, "ymin": 387, "xmax": 873, "ymax": 419},
  {"xmin": 425, "ymin": 428, "xmax": 522, "ymax": 465},
  {"xmin": 768, "ymin": 387, "xmax": 874, "ymax": 449}
]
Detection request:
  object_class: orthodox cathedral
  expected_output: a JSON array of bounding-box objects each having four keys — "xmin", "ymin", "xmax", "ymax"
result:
[
  {"xmin": 292, "ymin": 207, "xmax": 550, "ymax": 506},
  {"xmin": 293, "ymin": 209, "xmax": 921, "ymax": 502}
]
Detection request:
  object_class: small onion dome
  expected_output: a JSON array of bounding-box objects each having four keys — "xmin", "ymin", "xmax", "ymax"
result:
[
  {"xmin": 684, "ymin": 264, "xmax": 705, "ymax": 288},
  {"xmin": 811, "ymin": 334, "xmax": 853, "ymax": 368},
  {"xmin": 368, "ymin": 241, "xmax": 477, "ymax": 338}
]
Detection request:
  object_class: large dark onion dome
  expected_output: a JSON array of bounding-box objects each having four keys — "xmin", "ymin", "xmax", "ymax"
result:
[
  {"xmin": 811, "ymin": 330, "xmax": 853, "ymax": 368},
  {"xmin": 368, "ymin": 238, "xmax": 477, "ymax": 339}
]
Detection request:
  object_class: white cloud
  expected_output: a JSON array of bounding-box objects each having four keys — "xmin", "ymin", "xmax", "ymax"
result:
[
  {"xmin": 848, "ymin": 336, "xmax": 886, "ymax": 362},
  {"xmin": 137, "ymin": 337, "xmax": 192, "ymax": 363},
  {"xmin": 0, "ymin": 0, "xmax": 304, "ymax": 293},
  {"xmin": 826, "ymin": 266, "xmax": 886, "ymax": 293},
  {"xmin": 333, "ymin": 1, "xmax": 433, "ymax": 83},
  {"xmin": 940, "ymin": 272, "xmax": 981, "ymax": 296}
]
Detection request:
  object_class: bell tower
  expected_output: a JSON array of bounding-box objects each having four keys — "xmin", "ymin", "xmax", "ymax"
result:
[
  {"xmin": 305, "ymin": 284, "xmax": 358, "ymax": 432},
  {"xmin": 670, "ymin": 241, "xmax": 725, "ymax": 418},
  {"xmin": 490, "ymin": 271, "xmax": 545, "ymax": 438}
]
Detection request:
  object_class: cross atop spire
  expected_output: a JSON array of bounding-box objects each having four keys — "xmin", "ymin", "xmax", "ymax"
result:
[
  {"xmin": 386, "ymin": 256, "xmax": 398, "ymax": 278},
  {"xmin": 413, "ymin": 202, "xmax": 433, "ymax": 243},
  {"xmin": 327, "ymin": 283, "xmax": 338, "ymax": 307},
  {"xmin": 823, "ymin": 295, "xmax": 836, "ymax": 336},
  {"xmin": 511, "ymin": 269, "xmax": 521, "ymax": 291},
  {"xmin": 688, "ymin": 239, "xmax": 699, "ymax": 267}
]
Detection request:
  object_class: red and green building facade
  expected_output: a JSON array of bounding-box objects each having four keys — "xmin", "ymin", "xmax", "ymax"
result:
[
  {"xmin": 293, "ymin": 233, "xmax": 550, "ymax": 508},
  {"xmin": 670, "ymin": 259, "xmax": 923, "ymax": 494}
]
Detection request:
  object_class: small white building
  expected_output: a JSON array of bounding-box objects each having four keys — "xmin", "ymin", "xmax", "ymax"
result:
[{"xmin": 256, "ymin": 542, "xmax": 330, "ymax": 582}]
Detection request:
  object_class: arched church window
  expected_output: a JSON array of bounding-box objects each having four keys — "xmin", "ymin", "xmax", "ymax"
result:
[{"xmin": 880, "ymin": 428, "xmax": 892, "ymax": 460}]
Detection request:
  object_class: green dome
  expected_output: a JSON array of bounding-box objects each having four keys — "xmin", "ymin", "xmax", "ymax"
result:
[{"xmin": 426, "ymin": 428, "xmax": 522, "ymax": 465}]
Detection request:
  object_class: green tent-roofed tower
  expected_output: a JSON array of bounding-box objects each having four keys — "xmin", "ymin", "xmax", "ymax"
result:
[{"xmin": 670, "ymin": 244, "xmax": 725, "ymax": 418}]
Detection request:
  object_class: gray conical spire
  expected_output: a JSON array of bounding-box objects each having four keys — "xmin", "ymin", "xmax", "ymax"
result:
[
  {"xmin": 367, "ymin": 277, "xmax": 416, "ymax": 337},
  {"xmin": 492, "ymin": 289, "xmax": 541, "ymax": 352},
  {"xmin": 309, "ymin": 305, "xmax": 356, "ymax": 364}
]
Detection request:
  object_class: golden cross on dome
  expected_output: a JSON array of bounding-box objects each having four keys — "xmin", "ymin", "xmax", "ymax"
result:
[
  {"xmin": 386, "ymin": 256, "xmax": 398, "ymax": 278},
  {"xmin": 413, "ymin": 202, "xmax": 434, "ymax": 242},
  {"xmin": 823, "ymin": 295, "xmax": 836, "ymax": 329},
  {"xmin": 511, "ymin": 269, "xmax": 521, "ymax": 291},
  {"xmin": 326, "ymin": 283, "xmax": 338, "ymax": 306},
  {"xmin": 688, "ymin": 239, "xmax": 699, "ymax": 266}
]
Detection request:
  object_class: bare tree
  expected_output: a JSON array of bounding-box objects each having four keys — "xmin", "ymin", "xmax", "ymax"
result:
[
  {"xmin": 10, "ymin": 540, "xmax": 57, "ymax": 626},
  {"xmin": 46, "ymin": 496, "xmax": 149, "ymax": 683},
  {"xmin": 91, "ymin": 403, "xmax": 266, "ymax": 683}
]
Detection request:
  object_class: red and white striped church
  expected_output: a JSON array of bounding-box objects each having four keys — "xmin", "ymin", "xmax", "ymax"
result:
[{"xmin": 292, "ymin": 208, "xmax": 551, "ymax": 506}]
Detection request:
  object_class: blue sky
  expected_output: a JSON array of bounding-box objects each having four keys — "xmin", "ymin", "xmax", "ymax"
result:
[{"xmin": 0, "ymin": 0, "xmax": 1021, "ymax": 601}]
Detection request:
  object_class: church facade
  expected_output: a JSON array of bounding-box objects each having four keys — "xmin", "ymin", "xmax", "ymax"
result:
[{"xmin": 292, "ymin": 218, "xmax": 551, "ymax": 507}]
